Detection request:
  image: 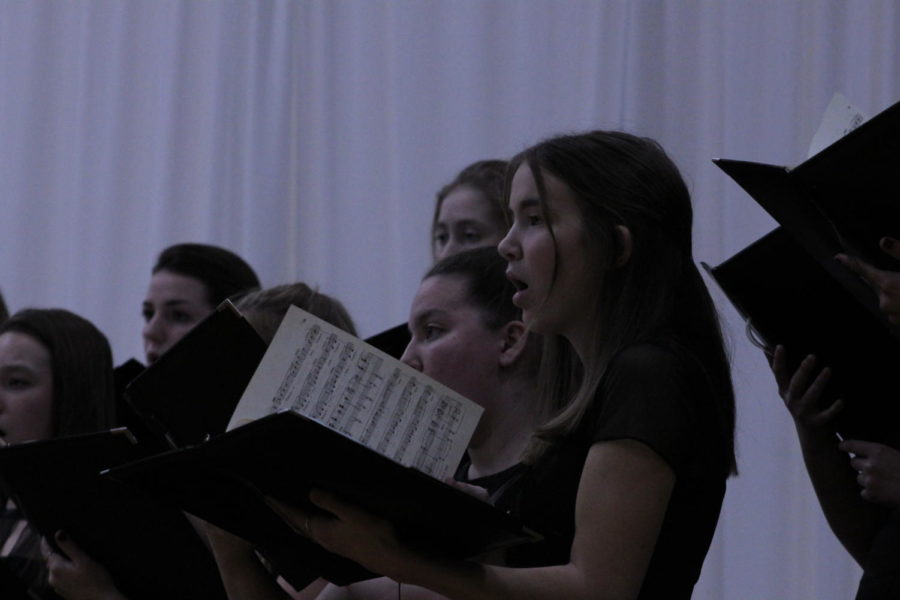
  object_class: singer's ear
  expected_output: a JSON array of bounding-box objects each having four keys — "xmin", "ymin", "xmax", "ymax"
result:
[
  {"xmin": 498, "ymin": 321, "xmax": 529, "ymax": 369},
  {"xmin": 615, "ymin": 225, "xmax": 632, "ymax": 267}
]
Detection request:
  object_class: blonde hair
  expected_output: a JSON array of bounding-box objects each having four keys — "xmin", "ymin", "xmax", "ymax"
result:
[{"xmin": 235, "ymin": 283, "xmax": 356, "ymax": 344}]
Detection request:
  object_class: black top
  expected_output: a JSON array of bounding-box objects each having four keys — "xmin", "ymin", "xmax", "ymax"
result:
[
  {"xmin": 454, "ymin": 454, "xmax": 528, "ymax": 503},
  {"xmin": 856, "ymin": 508, "xmax": 900, "ymax": 600},
  {"xmin": 497, "ymin": 343, "xmax": 729, "ymax": 599}
]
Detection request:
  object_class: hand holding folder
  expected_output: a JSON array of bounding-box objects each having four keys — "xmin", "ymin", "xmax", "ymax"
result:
[
  {"xmin": 708, "ymin": 97, "xmax": 900, "ymax": 450},
  {"xmin": 835, "ymin": 238, "xmax": 900, "ymax": 325},
  {"xmin": 107, "ymin": 305, "xmax": 542, "ymax": 589},
  {"xmin": 704, "ymin": 228, "xmax": 900, "ymax": 448},
  {"xmin": 0, "ymin": 429, "xmax": 227, "ymax": 600}
]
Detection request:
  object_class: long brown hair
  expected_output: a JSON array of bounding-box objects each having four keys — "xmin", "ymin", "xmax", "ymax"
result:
[{"xmin": 513, "ymin": 131, "xmax": 735, "ymax": 475}]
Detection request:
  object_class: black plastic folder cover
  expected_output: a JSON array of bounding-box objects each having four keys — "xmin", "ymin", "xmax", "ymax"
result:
[
  {"xmin": 364, "ymin": 323, "xmax": 411, "ymax": 360},
  {"xmin": 105, "ymin": 410, "xmax": 541, "ymax": 588},
  {"xmin": 705, "ymin": 227, "xmax": 900, "ymax": 448},
  {"xmin": 124, "ymin": 300, "xmax": 268, "ymax": 450},
  {"xmin": 714, "ymin": 98, "xmax": 900, "ymax": 272},
  {"xmin": 0, "ymin": 429, "xmax": 227, "ymax": 600}
]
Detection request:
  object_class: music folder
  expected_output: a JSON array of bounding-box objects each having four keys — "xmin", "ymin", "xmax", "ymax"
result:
[
  {"xmin": 0, "ymin": 429, "xmax": 227, "ymax": 600},
  {"xmin": 113, "ymin": 303, "xmax": 539, "ymax": 589},
  {"xmin": 704, "ymin": 227, "xmax": 900, "ymax": 449},
  {"xmin": 124, "ymin": 300, "xmax": 268, "ymax": 450},
  {"xmin": 104, "ymin": 410, "xmax": 542, "ymax": 588},
  {"xmin": 714, "ymin": 98, "xmax": 900, "ymax": 273},
  {"xmin": 364, "ymin": 322, "xmax": 411, "ymax": 359}
]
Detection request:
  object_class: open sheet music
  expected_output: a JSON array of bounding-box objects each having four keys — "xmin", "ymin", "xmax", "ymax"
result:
[
  {"xmin": 228, "ymin": 305, "xmax": 482, "ymax": 481},
  {"xmin": 107, "ymin": 306, "xmax": 535, "ymax": 588},
  {"xmin": 805, "ymin": 92, "xmax": 868, "ymax": 159},
  {"xmin": 714, "ymin": 96, "xmax": 900, "ymax": 273}
]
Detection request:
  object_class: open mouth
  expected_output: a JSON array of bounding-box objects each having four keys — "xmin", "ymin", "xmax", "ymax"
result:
[
  {"xmin": 506, "ymin": 271, "xmax": 528, "ymax": 292},
  {"xmin": 506, "ymin": 272, "xmax": 529, "ymax": 307}
]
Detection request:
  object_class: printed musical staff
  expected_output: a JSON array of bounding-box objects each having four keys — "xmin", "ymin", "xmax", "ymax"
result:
[{"xmin": 228, "ymin": 306, "xmax": 483, "ymax": 481}]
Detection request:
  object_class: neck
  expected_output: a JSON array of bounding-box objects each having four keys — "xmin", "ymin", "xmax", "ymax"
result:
[{"xmin": 466, "ymin": 376, "xmax": 539, "ymax": 479}]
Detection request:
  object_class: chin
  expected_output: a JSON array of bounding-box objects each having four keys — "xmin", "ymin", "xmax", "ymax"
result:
[{"xmin": 523, "ymin": 312, "xmax": 548, "ymax": 334}]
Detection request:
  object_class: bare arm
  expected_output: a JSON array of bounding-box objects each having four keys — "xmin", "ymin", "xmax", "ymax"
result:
[
  {"xmin": 205, "ymin": 521, "xmax": 326, "ymax": 600},
  {"xmin": 772, "ymin": 346, "xmax": 884, "ymax": 564},
  {"xmin": 316, "ymin": 579, "xmax": 452, "ymax": 600},
  {"xmin": 271, "ymin": 438, "xmax": 675, "ymax": 600}
]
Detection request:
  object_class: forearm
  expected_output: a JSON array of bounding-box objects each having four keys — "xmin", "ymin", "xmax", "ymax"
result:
[
  {"xmin": 207, "ymin": 532, "xmax": 293, "ymax": 600},
  {"xmin": 53, "ymin": 588, "xmax": 129, "ymax": 600},
  {"xmin": 398, "ymin": 555, "xmax": 596, "ymax": 600},
  {"xmin": 303, "ymin": 442, "xmax": 668, "ymax": 600},
  {"xmin": 796, "ymin": 427, "xmax": 882, "ymax": 563}
]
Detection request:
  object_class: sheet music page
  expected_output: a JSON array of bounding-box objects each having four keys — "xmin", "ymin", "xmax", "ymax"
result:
[
  {"xmin": 805, "ymin": 92, "xmax": 868, "ymax": 159},
  {"xmin": 228, "ymin": 305, "xmax": 483, "ymax": 480}
]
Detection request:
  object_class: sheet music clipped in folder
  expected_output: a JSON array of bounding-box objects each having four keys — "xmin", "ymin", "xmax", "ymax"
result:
[{"xmin": 228, "ymin": 305, "xmax": 483, "ymax": 481}]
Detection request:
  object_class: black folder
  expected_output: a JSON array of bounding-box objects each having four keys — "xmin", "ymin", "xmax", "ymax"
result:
[
  {"xmin": 112, "ymin": 358, "xmax": 151, "ymax": 448},
  {"xmin": 705, "ymin": 227, "xmax": 900, "ymax": 448},
  {"xmin": 0, "ymin": 429, "xmax": 227, "ymax": 600},
  {"xmin": 714, "ymin": 98, "xmax": 900, "ymax": 272},
  {"xmin": 0, "ymin": 559, "xmax": 29, "ymax": 600},
  {"xmin": 105, "ymin": 411, "xmax": 542, "ymax": 589},
  {"xmin": 364, "ymin": 323, "xmax": 411, "ymax": 360},
  {"xmin": 124, "ymin": 300, "xmax": 267, "ymax": 450}
]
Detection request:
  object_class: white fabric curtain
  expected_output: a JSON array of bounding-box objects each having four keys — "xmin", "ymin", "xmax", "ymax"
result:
[{"xmin": 2, "ymin": 1, "xmax": 897, "ymax": 597}]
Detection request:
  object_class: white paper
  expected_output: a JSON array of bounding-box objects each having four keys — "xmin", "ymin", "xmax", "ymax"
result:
[
  {"xmin": 228, "ymin": 305, "xmax": 483, "ymax": 481},
  {"xmin": 806, "ymin": 92, "xmax": 868, "ymax": 159}
]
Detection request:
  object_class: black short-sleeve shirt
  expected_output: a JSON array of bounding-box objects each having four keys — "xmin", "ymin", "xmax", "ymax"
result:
[{"xmin": 497, "ymin": 342, "xmax": 730, "ymax": 600}]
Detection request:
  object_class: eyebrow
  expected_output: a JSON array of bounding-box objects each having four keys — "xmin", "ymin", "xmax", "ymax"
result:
[
  {"xmin": 0, "ymin": 363, "xmax": 38, "ymax": 375},
  {"xmin": 435, "ymin": 218, "xmax": 486, "ymax": 229},
  {"xmin": 451, "ymin": 219, "xmax": 487, "ymax": 229},
  {"xmin": 142, "ymin": 299, "xmax": 195, "ymax": 308},
  {"xmin": 410, "ymin": 308, "xmax": 449, "ymax": 330},
  {"xmin": 512, "ymin": 197, "xmax": 542, "ymax": 210}
]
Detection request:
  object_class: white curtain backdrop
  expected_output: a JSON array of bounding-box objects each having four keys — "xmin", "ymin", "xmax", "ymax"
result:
[{"xmin": 2, "ymin": 1, "xmax": 897, "ymax": 597}]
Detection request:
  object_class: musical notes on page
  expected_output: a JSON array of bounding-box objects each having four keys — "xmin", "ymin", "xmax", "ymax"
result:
[{"xmin": 227, "ymin": 306, "xmax": 483, "ymax": 480}]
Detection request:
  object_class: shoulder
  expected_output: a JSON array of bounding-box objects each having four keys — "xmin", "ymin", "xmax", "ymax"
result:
[
  {"xmin": 603, "ymin": 341, "xmax": 701, "ymax": 396},
  {"xmin": 589, "ymin": 341, "xmax": 711, "ymax": 472}
]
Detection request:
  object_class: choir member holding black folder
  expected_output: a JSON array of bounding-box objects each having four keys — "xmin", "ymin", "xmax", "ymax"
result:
[
  {"xmin": 258, "ymin": 131, "xmax": 736, "ymax": 600},
  {"xmin": 0, "ymin": 243, "xmax": 262, "ymax": 599},
  {"xmin": 0, "ymin": 309, "xmax": 121, "ymax": 599},
  {"xmin": 710, "ymin": 97, "xmax": 900, "ymax": 599},
  {"xmin": 36, "ymin": 282, "xmax": 361, "ymax": 599},
  {"xmin": 5, "ymin": 128, "xmax": 740, "ymax": 599},
  {"xmin": 773, "ymin": 240, "xmax": 900, "ymax": 600},
  {"xmin": 205, "ymin": 247, "xmax": 543, "ymax": 599}
]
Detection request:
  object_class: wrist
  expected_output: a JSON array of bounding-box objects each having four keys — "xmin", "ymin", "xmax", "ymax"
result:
[
  {"xmin": 379, "ymin": 544, "xmax": 436, "ymax": 585},
  {"xmin": 794, "ymin": 423, "xmax": 838, "ymax": 447}
]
